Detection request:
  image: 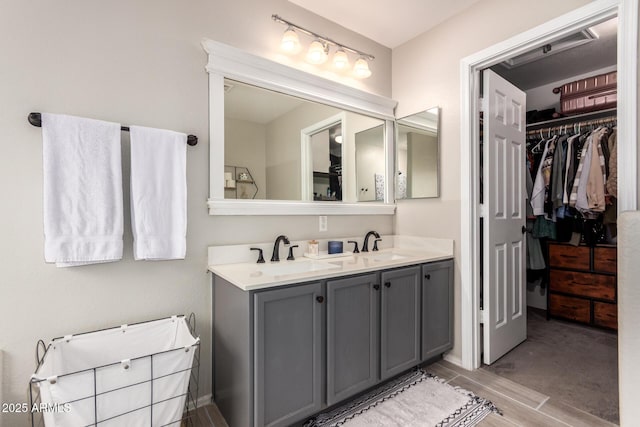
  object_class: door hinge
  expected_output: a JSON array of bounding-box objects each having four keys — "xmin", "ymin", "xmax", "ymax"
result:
[
  {"xmin": 478, "ymin": 97, "xmax": 488, "ymax": 112},
  {"xmin": 479, "ymin": 308, "xmax": 487, "ymax": 324},
  {"xmin": 478, "ymin": 204, "xmax": 487, "ymax": 218}
]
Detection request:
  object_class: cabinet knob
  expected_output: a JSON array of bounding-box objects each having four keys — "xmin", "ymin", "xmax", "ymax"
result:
[
  {"xmin": 384, "ymin": 282, "xmax": 391, "ymax": 288},
  {"xmin": 316, "ymin": 296, "xmax": 324, "ymax": 303},
  {"xmin": 373, "ymin": 284, "xmax": 380, "ymax": 290},
  {"xmin": 425, "ymin": 274, "xmax": 431, "ymax": 280}
]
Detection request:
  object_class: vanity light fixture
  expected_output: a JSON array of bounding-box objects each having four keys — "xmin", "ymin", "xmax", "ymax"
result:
[
  {"xmin": 333, "ymin": 48, "xmax": 349, "ymax": 69},
  {"xmin": 280, "ymin": 26, "xmax": 301, "ymax": 54},
  {"xmin": 353, "ymin": 57, "xmax": 372, "ymax": 79},
  {"xmin": 272, "ymin": 14, "xmax": 374, "ymax": 78},
  {"xmin": 307, "ymin": 38, "xmax": 329, "ymax": 64}
]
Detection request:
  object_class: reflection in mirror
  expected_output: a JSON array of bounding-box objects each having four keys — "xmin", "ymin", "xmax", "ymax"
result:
[
  {"xmin": 396, "ymin": 107, "xmax": 440, "ymax": 199},
  {"xmin": 224, "ymin": 78, "xmax": 385, "ymax": 202},
  {"xmin": 311, "ymin": 123, "xmax": 342, "ymax": 201},
  {"xmin": 204, "ymin": 39, "xmax": 398, "ymax": 215},
  {"xmin": 355, "ymin": 125, "xmax": 384, "ymax": 201}
]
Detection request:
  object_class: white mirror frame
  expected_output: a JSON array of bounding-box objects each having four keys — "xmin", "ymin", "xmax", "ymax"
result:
[{"xmin": 202, "ymin": 39, "xmax": 397, "ymax": 215}]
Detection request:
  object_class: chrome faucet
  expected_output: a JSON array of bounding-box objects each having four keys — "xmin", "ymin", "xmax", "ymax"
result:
[
  {"xmin": 271, "ymin": 235, "xmax": 290, "ymax": 262},
  {"xmin": 362, "ymin": 231, "xmax": 380, "ymax": 252}
]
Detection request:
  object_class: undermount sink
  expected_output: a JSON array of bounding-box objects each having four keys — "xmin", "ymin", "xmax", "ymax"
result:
[
  {"xmin": 363, "ymin": 252, "xmax": 409, "ymax": 262},
  {"xmin": 257, "ymin": 261, "xmax": 341, "ymax": 276}
]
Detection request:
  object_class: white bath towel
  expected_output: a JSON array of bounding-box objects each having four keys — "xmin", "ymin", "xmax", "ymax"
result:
[
  {"xmin": 129, "ymin": 126, "xmax": 187, "ymax": 260},
  {"xmin": 42, "ymin": 113, "xmax": 123, "ymax": 267}
]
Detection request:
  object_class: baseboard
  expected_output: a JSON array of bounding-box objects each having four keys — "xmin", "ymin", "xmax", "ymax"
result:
[
  {"xmin": 187, "ymin": 393, "xmax": 213, "ymax": 410},
  {"xmin": 443, "ymin": 353, "xmax": 463, "ymax": 367}
]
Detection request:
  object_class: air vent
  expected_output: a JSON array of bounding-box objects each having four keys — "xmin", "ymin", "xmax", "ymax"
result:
[{"xmin": 501, "ymin": 29, "xmax": 598, "ymax": 69}]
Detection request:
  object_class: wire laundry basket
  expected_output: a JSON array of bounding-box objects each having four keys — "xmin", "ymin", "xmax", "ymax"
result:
[{"xmin": 29, "ymin": 314, "xmax": 200, "ymax": 427}]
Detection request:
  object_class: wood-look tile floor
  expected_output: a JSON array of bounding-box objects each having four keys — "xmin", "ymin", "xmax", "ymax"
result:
[
  {"xmin": 188, "ymin": 404, "xmax": 229, "ymax": 427},
  {"xmin": 191, "ymin": 359, "xmax": 617, "ymax": 427},
  {"xmin": 431, "ymin": 360, "xmax": 618, "ymax": 427}
]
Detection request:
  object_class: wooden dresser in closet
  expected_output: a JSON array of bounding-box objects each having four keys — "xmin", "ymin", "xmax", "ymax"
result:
[{"xmin": 547, "ymin": 242, "xmax": 617, "ymax": 330}]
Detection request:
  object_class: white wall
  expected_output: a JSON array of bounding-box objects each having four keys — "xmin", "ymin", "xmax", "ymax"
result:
[
  {"xmin": 392, "ymin": 0, "xmax": 593, "ymax": 363},
  {"xmin": 0, "ymin": 1, "xmax": 393, "ymax": 425},
  {"xmin": 619, "ymin": 211, "xmax": 640, "ymax": 426}
]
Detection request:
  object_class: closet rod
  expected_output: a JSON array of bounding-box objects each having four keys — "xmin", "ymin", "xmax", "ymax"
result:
[
  {"xmin": 526, "ymin": 116, "xmax": 617, "ymax": 137},
  {"xmin": 28, "ymin": 112, "xmax": 198, "ymax": 146},
  {"xmin": 526, "ymin": 107, "xmax": 617, "ymax": 130}
]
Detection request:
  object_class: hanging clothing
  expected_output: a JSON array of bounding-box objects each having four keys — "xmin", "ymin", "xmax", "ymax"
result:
[
  {"xmin": 606, "ymin": 128, "xmax": 617, "ymax": 197},
  {"xmin": 532, "ymin": 216, "xmax": 556, "ymax": 239},
  {"xmin": 530, "ymin": 138, "xmax": 552, "ymax": 216},
  {"xmin": 527, "ymin": 119, "xmax": 615, "ymax": 246},
  {"xmin": 541, "ymin": 136, "xmax": 557, "ymax": 184},
  {"xmin": 570, "ymin": 133, "xmax": 593, "ymax": 212},
  {"xmin": 563, "ymin": 134, "xmax": 581, "ymax": 204},
  {"xmin": 551, "ymin": 134, "xmax": 569, "ymax": 211},
  {"xmin": 526, "ymin": 165, "xmax": 546, "ymax": 270},
  {"xmin": 586, "ymin": 129, "xmax": 607, "ymax": 213}
]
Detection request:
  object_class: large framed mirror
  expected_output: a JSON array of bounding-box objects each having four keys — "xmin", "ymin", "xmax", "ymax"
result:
[
  {"xmin": 396, "ymin": 107, "xmax": 440, "ymax": 199},
  {"xmin": 202, "ymin": 39, "xmax": 397, "ymax": 215}
]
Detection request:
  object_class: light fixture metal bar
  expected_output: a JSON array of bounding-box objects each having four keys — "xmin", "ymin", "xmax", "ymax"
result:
[{"xmin": 272, "ymin": 14, "xmax": 375, "ymax": 61}]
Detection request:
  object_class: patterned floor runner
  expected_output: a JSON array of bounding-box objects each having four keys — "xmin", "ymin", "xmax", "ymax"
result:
[{"xmin": 304, "ymin": 368, "xmax": 501, "ymax": 427}]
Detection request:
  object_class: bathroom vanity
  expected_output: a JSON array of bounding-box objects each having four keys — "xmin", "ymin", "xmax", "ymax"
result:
[{"xmin": 208, "ymin": 237, "xmax": 454, "ymax": 427}]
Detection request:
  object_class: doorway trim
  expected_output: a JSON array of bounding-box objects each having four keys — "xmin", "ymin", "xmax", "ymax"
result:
[
  {"xmin": 301, "ymin": 113, "xmax": 346, "ymax": 201},
  {"xmin": 460, "ymin": 0, "xmax": 637, "ymax": 370}
]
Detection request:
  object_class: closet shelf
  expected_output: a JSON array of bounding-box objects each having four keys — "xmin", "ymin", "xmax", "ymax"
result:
[{"xmin": 526, "ymin": 108, "xmax": 616, "ymax": 130}]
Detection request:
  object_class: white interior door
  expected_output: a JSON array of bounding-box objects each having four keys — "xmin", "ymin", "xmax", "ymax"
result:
[{"xmin": 482, "ymin": 69, "xmax": 527, "ymax": 365}]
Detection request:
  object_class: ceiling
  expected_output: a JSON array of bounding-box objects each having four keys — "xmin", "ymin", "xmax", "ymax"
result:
[
  {"xmin": 288, "ymin": 0, "xmax": 482, "ymax": 48},
  {"xmin": 287, "ymin": 2, "xmax": 617, "ymax": 91},
  {"xmin": 491, "ymin": 18, "xmax": 618, "ymax": 90}
]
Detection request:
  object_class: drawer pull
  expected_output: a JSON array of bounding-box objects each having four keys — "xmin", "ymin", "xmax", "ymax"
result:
[
  {"xmin": 316, "ymin": 296, "xmax": 324, "ymax": 303},
  {"xmin": 384, "ymin": 282, "xmax": 391, "ymax": 288},
  {"xmin": 373, "ymin": 284, "xmax": 380, "ymax": 290},
  {"xmin": 425, "ymin": 274, "xmax": 431, "ymax": 280}
]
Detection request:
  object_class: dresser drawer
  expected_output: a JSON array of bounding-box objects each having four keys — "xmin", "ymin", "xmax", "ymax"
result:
[
  {"xmin": 549, "ymin": 294, "xmax": 591, "ymax": 323},
  {"xmin": 594, "ymin": 247, "xmax": 617, "ymax": 274},
  {"xmin": 549, "ymin": 270, "xmax": 616, "ymax": 301},
  {"xmin": 549, "ymin": 244, "xmax": 590, "ymax": 270},
  {"xmin": 594, "ymin": 302, "xmax": 618, "ymax": 330}
]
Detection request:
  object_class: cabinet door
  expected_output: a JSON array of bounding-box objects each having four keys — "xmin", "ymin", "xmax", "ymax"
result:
[
  {"xmin": 254, "ymin": 282, "xmax": 323, "ymax": 427},
  {"xmin": 422, "ymin": 260, "xmax": 454, "ymax": 361},
  {"xmin": 380, "ymin": 266, "xmax": 421, "ymax": 380},
  {"xmin": 326, "ymin": 273, "xmax": 379, "ymax": 405}
]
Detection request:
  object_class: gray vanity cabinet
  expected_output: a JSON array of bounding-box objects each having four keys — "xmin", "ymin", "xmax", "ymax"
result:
[
  {"xmin": 421, "ymin": 260, "xmax": 454, "ymax": 361},
  {"xmin": 254, "ymin": 282, "xmax": 324, "ymax": 427},
  {"xmin": 212, "ymin": 258, "xmax": 453, "ymax": 427},
  {"xmin": 380, "ymin": 266, "xmax": 421, "ymax": 380},
  {"xmin": 326, "ymin": 273, "xmax": 379, "ymax": 405}
]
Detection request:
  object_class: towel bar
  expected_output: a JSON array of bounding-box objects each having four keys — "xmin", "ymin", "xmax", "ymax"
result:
[{"xmin": 28, "ymin": 112, "xmax": 198, "ymax": 146}]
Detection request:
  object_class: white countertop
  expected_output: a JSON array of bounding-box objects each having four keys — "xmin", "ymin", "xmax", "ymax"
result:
[{"xmin": 208, "ymin": 236, "xmax": 454, "ymax": 291}]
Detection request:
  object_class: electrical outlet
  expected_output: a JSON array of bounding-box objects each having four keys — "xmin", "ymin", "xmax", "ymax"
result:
[{"xmin": 319, "ymin": 216, "xmax": 328, "ymax": 232}]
